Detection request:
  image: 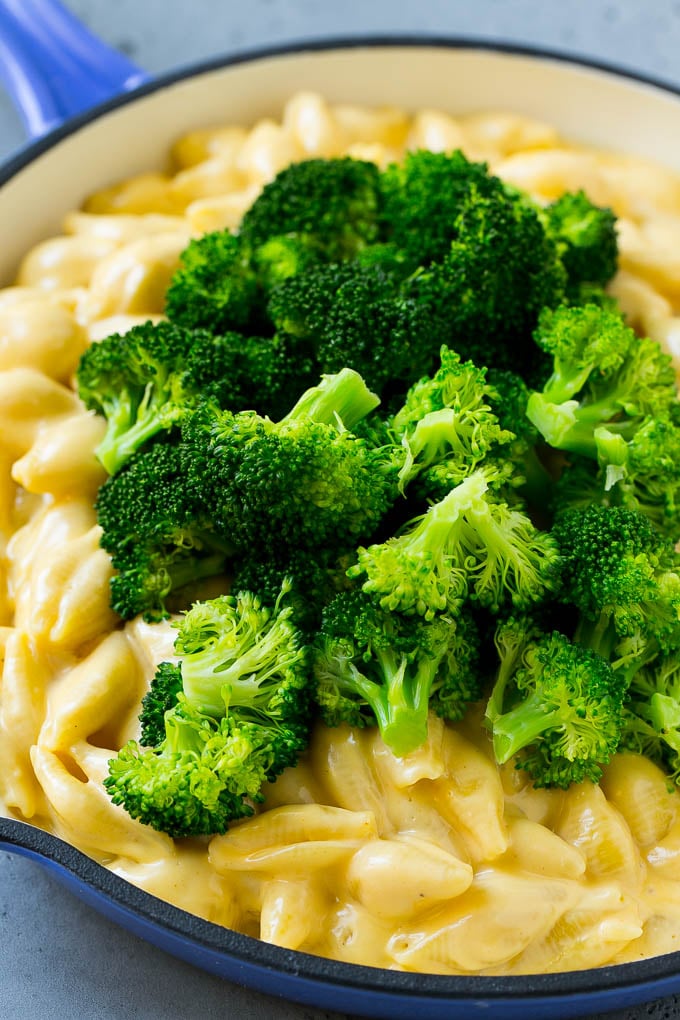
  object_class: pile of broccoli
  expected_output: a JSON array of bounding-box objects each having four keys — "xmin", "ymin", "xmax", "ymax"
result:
[{"xmin": 75, "ymin": 147, "xmax": 680, "ymax": 837}]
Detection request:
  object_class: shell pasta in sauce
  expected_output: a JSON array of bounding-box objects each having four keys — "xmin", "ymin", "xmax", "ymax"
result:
[{"xmin": 3, "ymin": 92, "xmax": 680, "ymax": 975}]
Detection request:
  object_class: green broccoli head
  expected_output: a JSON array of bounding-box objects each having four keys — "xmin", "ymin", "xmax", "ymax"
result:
[
  {"xmin": 180, "ymin": 371, "xmax": 399, "ymax": 557},
  {"xmin": 390, "ymin": 346, "xmax": 514, "ymax": 492},
  {"xmin": 544, "ymin": 190, "xmax": 618, "ymax": 293},
  {"xmin": 486, "ymin": 629, "xmax": 627, "ymax": 788},
  {"xmin": 437, "ymin": 186, "xmax": 567, "ymax": 377},
  {"xmin": 379, "ymin": 149, "xmax": 503, "ymax": 267},
  {"xmin": 527, "ymin": 304, "xmax": 679, "ymax": 473},
  {"xmin": 139, "ymin": 661, "xmax": 183, "ymax": 747},
  {"xmin": 105, "ymin": 696, "xmax": 306, "ymax": 837},
  {"xmin": 164, "ymin": 230, "xmax": 260, "ymax": 334},
  {"xmin": 172, "ymin": 584, "xmax": 311, "ymax": 726},
  {"xmin": 76, "ymin": 320, "xmax": 201, "ymax": 474},
  {"xmin": 349, "ymin": 465, "xmax": 561, "ymax": 620},
  {"xmin": 239, "ymin": 157, "xmax": 383, "ymax": 259},
  {"xmin": 267, "ymin": 258, "xmax": 451, "ymax": 397},
  {"xmin": 313, "ymin": 589, "xmax": 481, "ymax": 756},
  {"xmin": 96, "ymin": 442, "xmax": 232, "ymax": 621}
]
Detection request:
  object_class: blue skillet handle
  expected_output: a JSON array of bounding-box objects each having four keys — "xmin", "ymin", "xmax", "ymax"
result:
[{"xmin": 0, "ymin": 0, "xmax": 149, "ymax": 139}]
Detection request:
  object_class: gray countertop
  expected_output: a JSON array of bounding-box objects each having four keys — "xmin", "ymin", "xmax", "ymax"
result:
[{"xmin": 3, "ymin": 2, "xmax": 680, "ymax": 1018}]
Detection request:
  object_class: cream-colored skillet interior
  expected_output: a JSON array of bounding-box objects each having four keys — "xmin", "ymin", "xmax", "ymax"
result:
[{"xmin": 3, "ymin": 81, "xmax": 680, "ymax": 976}]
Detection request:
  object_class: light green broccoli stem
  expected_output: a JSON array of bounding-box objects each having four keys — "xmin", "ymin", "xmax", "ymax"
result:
[
  {"xmin": 491, "ymin": 690, "xmax": 566, "ymax": 764},
  {"xmin": 281, "ymin": 367, "xmax": 380, "ymax": 431}
]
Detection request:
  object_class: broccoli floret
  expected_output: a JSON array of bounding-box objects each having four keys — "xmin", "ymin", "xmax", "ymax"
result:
[
  {"xmin": 267, "ymin": 258, "xmax": 451, "ymax": 397},
  {"xmin": 348, "ymin": 464, "xmax": 560, "ymax": 619},
  {"xmin": 553, "ymin": 417, "xmax": 680, "ymax": 539},
  {"xmin": 379, "ymin": 149, "xmax": 503, "ymax": 267},
  {"xmin": 239, "ymin": 157, "xmax": 382, "ymax": 259},
  {"xmin": 526, "ymin": 304, "xmax": 679, "ymax": 484},
  {"xmin": 76, "ymin": 321, "xmax": 206, "ymax": 474},
  {"xmin": 552, "ymin": 505, "xmax": 680, "ymax": 675},
  {"xmin": 313, "ymin": 590, "xmax": 480, "ymax": 756},
  {"xmin": 437, "ymin": 187, "xmax": 567, "ymax": 377},
  {"xmin": 389, "ymin": 346, "xmax": 513, "ymax": 493},
  {"xmin": 485, "ymin": 625, "xmax": 626, "ymax": 788},
  {"xmin": 252, "ymin": 232, "xmax": 325, "ymax": 290},
  {"xmin": 96, "ymin": 443, "xmax": 232, "ymax": 621},
  {"xmin": 105, "ymin": 583, "xmax": 311, "ymax": 836},
  {"xmin": 164, "ymin": 230, "xmax": 260, "ymax": 334},
  {"xmin": 105, "ymin": 696, "xmax": 306, "ymax": 837},
  {"xmin": 181, "ymin": 368, "xmax": 401, "ymax": 558},
  {"xmin": 173, "ymin": 585, "xmax": 310, "ymax": 723},
  {"xmin": 185, "ymin": 328, "xmax": 317, "ymax": 421},
  {"xmin": 544, "ymin": 190, "xmax": 618, "ymax": 294},
  {"xmin": 139, "ymin": 661, "xmax": 183, "ymax": 747}
]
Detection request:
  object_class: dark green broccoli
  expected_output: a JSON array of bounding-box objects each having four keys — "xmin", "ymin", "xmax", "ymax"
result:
[
  {"xmin": 485, "ymin": 623, "xmax": 627, "ymax": 788},
  {"xmin": 181, "ymin": 368, "xmax": 401, "ymax": 558},
  {"xmin": 165, "ymin": 230, "xmax": 260, "ymax": 334},
  {"xmin": 96, "ymin": 443, "xmax": 232, "ymax": 621},
  {"xmin": 313, "ymin": 589, "xmax": 480, "ymax": 756},
  {"xmin": 348, "ymin": 464, "xmax": 561, "ymax": 620},
  {"xmin": 139, "ymin": 661, "xmax": 183, "ymax": 747},
  {"xmin": 105, "ymin": 584, "xmax": 311, "ymax": 836},
  {"xmin": 239, "ymin": 157, "xmax": 383, "ymax": 259},
  {"xmin": 252, "ymin": 232, "xmax": 325, "ymax": 290},
  {"xmin": 543, "ymin": 190, "xmax": 618, "ymax": 294},
  {"xmin": 185, "ymin": 328, "xmax": 317, "ymax": 421},
  {"xmin": 267, "ymin": 258, "xmax": 451, "ymax": 397},
  {"xmin": 436, "ymin": 186, "xmax": 567, "ymax": 377},
  {"xmin": 552, "ymin": 505, "xmax": 680, "ymax": 673},
  {"xmin": 379, "ymin": 149, "xmax": 504, "ymax": 267}
]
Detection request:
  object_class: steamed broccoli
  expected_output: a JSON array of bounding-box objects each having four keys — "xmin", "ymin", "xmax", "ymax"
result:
[
  {"xmin": 526, "ymin": 303, "xmax": 679, "ymax": 485},
  {"xmin": 485, "ymin": 622, "xmax": 626, "ymax": 788},
  {"xmin": 543, "ymin": 190, "xmax": 618, "ymax": 295},
  {"xmin": 313, "ymin": 589, "xmax": 480, "ymax": 756},
  {"xmin": 77, "ymin": 321, "xmax": 202, "ymax": 474},
  {"xmin": 106, "ymin": 698, "xmax": 306, "ymax": 837},
  {"xmin": 105, "ymin": 584, "xmax": 311, "ymax": 836},
  {"xmin": 620, "ymin": 651, "xmax": 680, "ymax": 780},
  {"xmin": 96, "ymin": 443, "xmax": 232, "ymax": 621},
  {"xmin": 181, "ymin": 368, "xmax": 401, "ymax": 557},
  {"xmin": 165, "ymin": 230, "xmax": 260, "ymax": 334},
  {"xmin": 267, "ymin": 258, "xmax": 451, "ymax": 397},
  {"xmin": 379, "ymin": 149, "xmax": 504, "ymax": 267},
  {"xmin": 239, "ymin": 156, "xmax": 383, "ymax": 259},
  {"xmin": 437, "ymin": 186, "xmax": 567, "ymax": 377},
  {"xmin": 348, "ymin": 464, "xmax": 560, "ymax": 619},
  {"xmin": 552, "ymin": 505, "xmax": 680, "ymax": 672},
  {"xmin": 389, "ymin": 345, "xmax": 513, "ymax": 493}
]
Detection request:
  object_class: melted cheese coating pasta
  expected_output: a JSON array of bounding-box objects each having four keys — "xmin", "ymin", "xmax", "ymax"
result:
[{"xmin": 2, "ymin": 91, "xmax": 680, "ymax": 974}]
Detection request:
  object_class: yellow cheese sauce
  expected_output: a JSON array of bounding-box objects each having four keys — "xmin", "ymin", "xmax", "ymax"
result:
[{"xmin": 2, "ymin": 91, "xmax": 680, "ymax": 975}]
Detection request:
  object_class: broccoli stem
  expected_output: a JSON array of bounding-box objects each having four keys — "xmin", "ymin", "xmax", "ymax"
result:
[
  {"xmin": 281, "ymin": 367, "xmax": 380, "ymax": 431},
  {"xmin": 96, "ymin": 401, "xmax": 172, "ymax": 475},
  {"xmin": 491, "ymin": 692, "xmax": 563, "ymax": 764}
]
